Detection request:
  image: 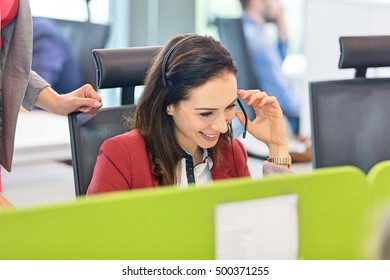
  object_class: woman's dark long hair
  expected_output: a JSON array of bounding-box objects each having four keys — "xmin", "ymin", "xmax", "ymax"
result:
[{"xmin": 134, "ymin": 33, "xmax": 237, "ymax": 186}]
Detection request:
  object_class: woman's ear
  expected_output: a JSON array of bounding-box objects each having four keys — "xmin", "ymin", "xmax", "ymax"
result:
[{"xmin": 166, "ymin": 104, "xmax": 175, "ymax": 115}]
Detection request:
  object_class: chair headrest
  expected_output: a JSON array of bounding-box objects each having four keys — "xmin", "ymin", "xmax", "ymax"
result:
[
  {"xmin": 339, "ymin": 36, "xmax": 390, "ymax": 77},
  {"xmin": 92, "ymin": 46, "xmax": 162, "ymax": 89}
]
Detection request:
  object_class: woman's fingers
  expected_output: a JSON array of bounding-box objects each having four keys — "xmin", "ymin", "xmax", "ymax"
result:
[
  {"xmin": 239, "ymin": 89, "xmax": 267, "ymax": 104},
  {"xmin": 255, "ymin": 95, "xmax": 278, "ymax": 108},
  {"xmin": 238, "ymin": 89, "xmax": 280, "ymax": 110}
]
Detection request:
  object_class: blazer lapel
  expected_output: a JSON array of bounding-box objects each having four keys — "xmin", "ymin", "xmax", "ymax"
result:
[{"xmin": 211, "ymin": 160, "xmax": 235, "ymax": 180}]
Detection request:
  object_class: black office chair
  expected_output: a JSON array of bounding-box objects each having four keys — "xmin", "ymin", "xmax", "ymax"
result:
[
  {"xmin": 310, "ymin": 35, "xmax": 390, "ymax": 173},
  {"xmin": 215, "ymin": 17, "xmax": 308, "ymax": 163},
  {"xmin": 93, "ymin": 46, "xmax": 162, "ymax": 104},
  {"xmin": 52, "ymin": 19, "xmax": 110, "ymax": 89},
  {"xmin": 37, "ymin": 0, "xmax": 110, "ymax": 89},
  {"xmin": 215, "ymin": 18, "xmax": 258, "ymax": 94},
  {"xmin": 214, "ymin": 17, "xmax": 263, "ymax": 142},
  {"xmin": 68, "ymin": 46, "xmax": 162, "ymax": 196},
  {"xmin": 215, "ymin": 17, "xmax": 300, "ymax": 135}
]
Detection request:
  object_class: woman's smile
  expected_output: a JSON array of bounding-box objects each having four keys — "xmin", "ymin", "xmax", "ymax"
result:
[{"xmin": 200, "ymin": 131, "xmax": 219, "ymax": 142}]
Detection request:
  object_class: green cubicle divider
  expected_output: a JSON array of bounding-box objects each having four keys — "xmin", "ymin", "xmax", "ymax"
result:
[
  {"xmin": 0, "ymin": 166, "xmax": 371, "ymax": 260},
  {"xmin": 366, "ymin": 160, "xmax": 390, "ymax": 258},
  {"xmin": 367, "ymin": 160, "xmax": 390, "ymax": 215}
]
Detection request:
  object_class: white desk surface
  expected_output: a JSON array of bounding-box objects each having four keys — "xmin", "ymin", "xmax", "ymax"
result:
[{"xmin": 13, "ymin": 110, "xmax": 71, "ymax": 164}]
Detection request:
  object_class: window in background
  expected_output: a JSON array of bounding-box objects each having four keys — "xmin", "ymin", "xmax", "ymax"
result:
[{"xmin": 30, "ymin": 0, "xmax": 109, "ymax": 23}]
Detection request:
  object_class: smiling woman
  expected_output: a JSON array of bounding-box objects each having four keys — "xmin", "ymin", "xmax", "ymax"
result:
[{"xmin": 86, "ymin": 33, "xmax": 293, "ymax": 195}]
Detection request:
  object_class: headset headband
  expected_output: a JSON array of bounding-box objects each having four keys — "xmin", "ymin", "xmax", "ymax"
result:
[{"xmin": 161, "ymin": 35, "xmax": 196, "ymax": 87}]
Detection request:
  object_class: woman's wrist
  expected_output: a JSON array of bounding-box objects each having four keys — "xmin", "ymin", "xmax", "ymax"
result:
[
  {"xmin": 266, "ymin": 154, "xmax": 292, "ymax": 169},
  {"xmin": 35, "ymin": 87, "xmax": 67, "ymax": 115},
  {"xmin": 266, "ymin": 142, "xmax": 291, "ymax": 168},
  {"xmin": 267, "ymin": 143, "xmax": 289, "ymax": 158}
]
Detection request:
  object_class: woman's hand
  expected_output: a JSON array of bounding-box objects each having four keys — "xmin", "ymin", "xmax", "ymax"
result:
[
  {"xmin": 34, "ymin": 84, "xmax": 103, "ymax": 116},
  {"xmin": 0, "ymin": 193, "xmax": 15, "ymax": 210},
  {"xmin": 235, "ymin": 89, "xmax": 289, "ymax": 157}
]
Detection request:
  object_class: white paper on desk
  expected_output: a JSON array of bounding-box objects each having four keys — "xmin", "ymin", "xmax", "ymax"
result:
[{"xmin": 215, "ymin": 194, "xmax": 298, "ymax": 260}]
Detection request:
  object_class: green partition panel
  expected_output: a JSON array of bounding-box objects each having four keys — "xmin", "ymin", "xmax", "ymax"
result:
[
  {"xmin": 367, "ymin": 160, "xmax": 390, "ymax": 213},
  {"xmin": 366, "ymin": 160, "xmax": 390, "ymax": 258},
  {"xmin": 0, "ymin": 166, "xmax": 370, "ymax": 260}
]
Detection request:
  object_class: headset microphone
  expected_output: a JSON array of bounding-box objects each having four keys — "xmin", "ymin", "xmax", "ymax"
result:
[
  {"xmin": 236, "ymin": 98, "xmax": 248, "ymax": 139},
  {"xmin": 231, "ymin": 98, "xmax": 248, "ymax": 178}
]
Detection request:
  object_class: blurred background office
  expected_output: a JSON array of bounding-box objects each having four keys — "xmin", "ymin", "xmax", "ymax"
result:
[
  {"xmin": 28, "ymin": 0, "xmax": 390, "ymax": 132},
  {"xmin": 4, "ymin": 0, "xmax": 390, "ymax": 208}
]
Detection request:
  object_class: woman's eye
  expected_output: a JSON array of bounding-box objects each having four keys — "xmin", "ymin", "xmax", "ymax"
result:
[
  {"xmin": 227, "ymin": 104, "xmax": 237, "ymax": 110},
  {"xmin": 200, "ymin": 112, "xmax": 213, "ymax": 117}
]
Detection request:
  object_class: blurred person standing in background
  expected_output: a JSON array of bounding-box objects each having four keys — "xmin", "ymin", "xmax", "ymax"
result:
[{"xmin": 235, "ymin": 0, "xmax": 310, "ymax": 162}]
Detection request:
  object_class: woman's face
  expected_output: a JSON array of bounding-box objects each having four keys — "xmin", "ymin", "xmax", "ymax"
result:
[{"xmin": 167, "ymin": 72, "xmax": 237, "ymax": 155}]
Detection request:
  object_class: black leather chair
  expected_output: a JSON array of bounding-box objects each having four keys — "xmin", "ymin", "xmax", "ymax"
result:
[
  {"xmin": 215, "ymin": 17, "xmax": 300, "ymax": 135},
  {"xmin": 68, "ymin": 46, "xmax": 162, "ymax": 196},
  {"xmin": 310, "ymin": 35, "xmax": 390, "ymax": 173},
  {"xmin": 215, "ymin": 17, "xmax": 262, "ymax": 140},
  {"xmin": 68, "ymin": 105, "xmax": 135, "ymax": 196},
  {"xmin": 36, "ymin": 0, "xmax": 110, "ymax": 89},
  {"xmin": 52, "ymin": 18, "xmax": 110, "ymax": 88},
  {"xmin": 93, "ymin": 46, "xmax": 162, "ymax": 104},
  {"xmin": 215, "ymin": 18, "xmax": 258, "ymax": 91}
]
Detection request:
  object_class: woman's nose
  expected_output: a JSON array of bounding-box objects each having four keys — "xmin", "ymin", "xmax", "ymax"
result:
[{"xmin": 211, "ymin": 114, "xmax": 228, "ymax": 133}]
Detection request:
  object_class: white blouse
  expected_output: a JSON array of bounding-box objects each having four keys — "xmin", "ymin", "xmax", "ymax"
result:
[{"xmin": 176, "ymin": 149, "xmax": 213, "ymax": 188}]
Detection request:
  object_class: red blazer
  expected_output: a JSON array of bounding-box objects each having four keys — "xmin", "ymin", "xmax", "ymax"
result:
[{"xmin": 87, "ymin": 129, "xmax": 251, "ymax": 195}]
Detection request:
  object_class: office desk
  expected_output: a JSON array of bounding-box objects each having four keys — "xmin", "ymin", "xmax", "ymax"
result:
[
  {"xmin": 13, "ymin": 110, "xmax": 71, "ymax": 164},
  {"xmin": 2, "ymin": 111, "xmax": 73, "ymax": 208}
]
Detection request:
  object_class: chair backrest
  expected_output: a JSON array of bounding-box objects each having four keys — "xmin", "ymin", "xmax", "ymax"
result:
[
  {"xmin": 215, "ymin": 17, "xmax": 300, "ymax": 133},
  {"xmin": 68, "ymin": 105, "xmax": 135, "ymax": 196},
  {"xmin": 93, "ymin": 46, "xmax": 162, "ymax": 104},
  {"xmin": 214, "ymin": 17, "xmax": 258, "ymax": 90},
  {"xmin": 50, "ymin": 18, "xmax": 110, "ymax": 88},
  {"xmin": 214, "ymin": 17, "xmax": 263, "ymax": 137},
  {"xmin": 310, "ymin": 36, "xmax": 390, "ymax": 173},
  {"xmin": 68, "ymin": 46, "xmax": 162, "ymax": 196}
]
